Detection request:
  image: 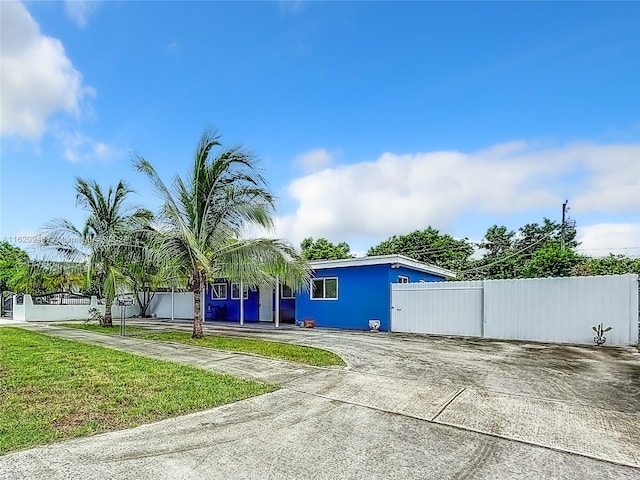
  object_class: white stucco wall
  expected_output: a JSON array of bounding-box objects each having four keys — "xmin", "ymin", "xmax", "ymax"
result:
[
  {"xmin": 107, "ymin": 302, "xmax": 141, "ymax": 320},
  {"xmin": 15, "ymin": 294, "xmax": 100, "ymax": 322},
  {"xmin": 12, "ymin": 294, "xmax": 140, "ymax": 322},
  {"xmin": 12, "ymin": 299, "xmax": 25, "ymax": 321}
]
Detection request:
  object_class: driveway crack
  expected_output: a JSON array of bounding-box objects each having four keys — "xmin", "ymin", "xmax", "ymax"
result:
[{"xmin": 431, "ymin": 387, "xmax": 466, "ymax": 421}]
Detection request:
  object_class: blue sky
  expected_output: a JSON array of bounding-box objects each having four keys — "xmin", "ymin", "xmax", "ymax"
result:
[{"xmin": 1, "ymin": 0, "xmax": 639, "ymax": 258}]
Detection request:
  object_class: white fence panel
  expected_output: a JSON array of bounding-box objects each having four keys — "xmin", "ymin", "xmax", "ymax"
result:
[
  {"xmin": 484, "ymin": 275, "xmax": 639, "ymax": 345},
  {"xmin": 391, "ymin": 281, "xmax": 484, "ymax": 336},
  {"xmin": 147, "ymin": 292, "xmax": 194, "ymax": 319}
]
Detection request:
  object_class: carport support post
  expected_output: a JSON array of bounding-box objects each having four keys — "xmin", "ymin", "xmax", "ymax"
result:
[
  {"xmin": 239, "ymin": 279, "xmax": 244, "ymax": 326},
  {"xmin": 171, "ymin": 287, "xmax": 174, "ymax": 322},
  {"xmin": 275, "ymin": 278, "xmax": 280, "ymax": 328},
  {"xmin": 201, "ymin": 285, "xmax": 205, "ymax": 323}
]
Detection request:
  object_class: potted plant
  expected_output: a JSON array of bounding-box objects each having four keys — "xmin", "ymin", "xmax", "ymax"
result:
[{"xmin": 592, "ymin": 323, "xmax": 612, "ymax": 346}]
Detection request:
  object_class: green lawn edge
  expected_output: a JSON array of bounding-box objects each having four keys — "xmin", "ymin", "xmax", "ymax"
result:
[
  {"xmin": 58, "ymin": 323, "xmax": 346, "ymax": 367},
  {"xmin": 135, "ymin": 332, "xmax": 345, "ymax": 367},
  {"xmin": 0, "ymin": 327, "xmax": 277, "ymax": 455}
]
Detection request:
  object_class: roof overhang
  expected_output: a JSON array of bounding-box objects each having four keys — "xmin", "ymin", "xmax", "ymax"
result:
[{"xmin": 309, "ymin": 254, "xmax": 456, "ymax": 279}]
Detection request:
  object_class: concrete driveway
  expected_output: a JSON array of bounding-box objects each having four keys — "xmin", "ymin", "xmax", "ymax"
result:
[{"xmin": 1, "ymin": 320, "xmax": 639, "ymax": 479}]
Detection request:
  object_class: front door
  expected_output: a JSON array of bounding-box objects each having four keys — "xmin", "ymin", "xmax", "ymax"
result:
[{"xmin": 258, "ymin": 287, "xmax": 273, "ymax": 322}]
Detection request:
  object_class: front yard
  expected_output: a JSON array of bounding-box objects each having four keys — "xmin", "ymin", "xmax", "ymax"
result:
[
  {"xmin": 0, "ymin": 327, "xmax": 277, "ymax": 454},
  {"xmin": 59, "ymin": 323, "xmax": 346, "ymax": 367}
]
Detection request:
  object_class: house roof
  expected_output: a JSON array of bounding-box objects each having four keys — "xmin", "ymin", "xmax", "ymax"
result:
[{"xmin": 309, "ymin": 255, "xmax": 456, "ymax": 279}]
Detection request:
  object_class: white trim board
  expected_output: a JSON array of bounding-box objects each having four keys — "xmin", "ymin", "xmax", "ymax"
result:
[{"xmin": 309, "ymin": 254, "xmax": 456, "ymax": 279}]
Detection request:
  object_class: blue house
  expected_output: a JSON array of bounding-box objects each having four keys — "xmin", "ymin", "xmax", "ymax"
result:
[
  {"xmin": 204, "ymin": 280, "xmax": 296, "ymax": 324},
  {"xmin": 295, "ymin": 255, "xmax": 455, "ymax": 331}
]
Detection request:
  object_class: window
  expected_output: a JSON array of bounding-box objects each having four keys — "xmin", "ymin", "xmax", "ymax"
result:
[
  {"xmin": 281, "ymin": 284, "xmax": 295, "ymax": 299},
  {"xmin": 311, "ymin": 278, "xmax": 338, "ymax": 300},
  {"xmin": 398, "ymin": 275, "xmax": 409, "ymax": 284},
  {"xmin": 211, "ymin": 283, "xmax": 227, "ymax": 300},
  {"xmin": 231, "ymin": 283, "xmax": 248, "ymax": 300}
]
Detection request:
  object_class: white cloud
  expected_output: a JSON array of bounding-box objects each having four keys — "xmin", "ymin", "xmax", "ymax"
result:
[
  {"xmin": 275, "ymin": 141, "xmax": 640, "ymax": 248},
  {"xmin": 165, "ymin": 41, "xmax": 180, "ymax": 53},
  {"xmin": 293, "ymin": 148, "xmax": 337, "ymax": 172},
  {"xmin": 53, "ymin": 127, "xmax": 113, "ymax": 162},
  {"xmin": 0, "ymin": 1, "xmax": 94, "ymax": 139},
  {"xmin": 64, "ymin": 1, "xmax": 101, "ymax": 28},
  {"xmin": 278, "ymin": 0, "xmax": 305, "ymax": 15},
  {"xmin": 577, "ymin": 223, "xmax": 640, "ymax": 257}
]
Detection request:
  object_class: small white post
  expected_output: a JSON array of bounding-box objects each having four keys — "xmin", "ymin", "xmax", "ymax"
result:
[
  {"xmin": 171, "ymin": 287, "xmax": 174, "ymax": 322},
  {"xmin": 275, "ymin": 278, "xmax": 280, "ymax": 328},
  {"xmin": 239, "ymin": 280, "xmax": 244, "ymax": 326}
]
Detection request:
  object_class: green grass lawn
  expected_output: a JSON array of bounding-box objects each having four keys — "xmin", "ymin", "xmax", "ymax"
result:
[
  {"xmin": 58, "ymin": 323, "xmax": 150, "ymax": 335},
  {"xmin": 59, "ymin": 323, "xmax": 346, "ymax": 367},
  {"xmin": 136, "ymin": 332, "xmax": 346, "ymax": 367},
  {"xmin": 0, "ymin": 327, "xmax": 277, "ymax": 455}
]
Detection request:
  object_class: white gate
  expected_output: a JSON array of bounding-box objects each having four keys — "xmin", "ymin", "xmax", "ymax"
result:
[
  {"xmin": 391, "ymin": 281, "xmax": 484, "ymax": 336},
  {"xmin": 391, "ymin": 275, "xmax": 639, "ymax": 346},
  {"xmin": 483, "ymin": 275, "xmax": 639, "ymax": 345}
]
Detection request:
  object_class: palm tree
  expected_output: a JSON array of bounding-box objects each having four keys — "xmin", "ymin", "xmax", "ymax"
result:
[
  {"xmin": 134, "ymin": 128, "xmax": 310, "ymax": 338},
  {"xmin": 43, "ymin": 179, "xmax": 153, "ymax": 326}
]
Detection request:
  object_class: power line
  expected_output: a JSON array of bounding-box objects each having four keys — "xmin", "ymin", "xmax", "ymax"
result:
[
  {"xmin": 575, "ymin": 247, "xmax": 640, "ymax": 251},
  {"xmin": 456, "ymin": 227, "xmax": 561, "ymax": 275}
]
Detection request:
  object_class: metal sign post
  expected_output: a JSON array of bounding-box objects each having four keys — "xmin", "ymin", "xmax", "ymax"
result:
[{"xmin": 117, "ymin": 295, "xmax": 134, "ymax": 336}]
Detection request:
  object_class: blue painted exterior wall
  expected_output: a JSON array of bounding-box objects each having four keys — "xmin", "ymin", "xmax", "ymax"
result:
[
  {"xmin": 387, "ymin": 266, "xmax": 443, "ymax": 285},
  {"xmin": 204, "ymin": 281, "xmax": 259, "ymax": 322},
  {"xmin": 295, "ymin": 264, "xmax": 446, "ymax": 331},
  {"xmin": 204, "ymin": 281, "xmax": 296, "ymax": 323}
]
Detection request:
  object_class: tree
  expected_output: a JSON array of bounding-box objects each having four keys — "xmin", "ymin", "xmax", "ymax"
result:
[
  {"xmin": 367, "ymin": 227, "xmax": 474, "ymax": 273},
  {"xmin": 0, "ymin": 242, "xmax": 29, "ymax": 292},
  {"xmin": 515, "ymin": 218, "xmax": 576, "ymax": 265},
  {"xmin": 9, "ymin": 260, "xmax": 86, "ymax": 295},
  {"xmin": 134, "ymin": 128, "xmax": 310, "ymax": 338},
  {"xmin": 473, "ymin": 218, "xmax": 578, "ymax": 279},
  {"xmin": 119, "ymin": 232, "xmax": 165, "ymax": 318},
  {"xmin": 522, "ymin": 243, "xmax": 583, "ymax": 278},
  {"xmin": 43, "ymin": 179, "xmax": 153, "ymax": 326},
  {"xmin": 300, "ymin": 237, "xmax": 353, "ymax": 260},
  {"xmin": 474, "ymin": 225, "xmax": 519, "ymax": 279},
  {"xmin": 573, "ymin": 254, "xmax": 640, "ymax": 276}
]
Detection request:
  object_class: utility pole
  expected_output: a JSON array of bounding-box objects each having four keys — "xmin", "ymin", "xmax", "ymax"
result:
[{"xmin": 561, "ymin": 200, "xmax": 568, "ymax": 251}]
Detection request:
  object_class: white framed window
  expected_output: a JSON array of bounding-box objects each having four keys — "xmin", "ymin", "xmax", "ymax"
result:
[
  {"xmin": 398, "ymin": 275, "xmax": 409, "ymax": 284},
  {"xmin": 281, "ymin": 284, "xmax": 295, "ymax": 299},
  {"xmin": 211, "ymin": 283, "xmax": 228, "ymax": 300},
  {"xmin": 231, "ymin": 283, "xmax": 248, "ymax": 300},
  {"xmin": 311, "ymin": 278, "xmax": 338, "ymax": 300}
]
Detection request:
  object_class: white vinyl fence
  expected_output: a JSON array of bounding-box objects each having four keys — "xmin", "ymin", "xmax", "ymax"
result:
[
  {"xmin": 391, "ymin": 281, "xmax": 484, "ymax": 337},
  {"xmin": 147, "ymin": 292, "xmax": 194, "ymax": 319},
  {"xmin": 391, "ymin": 274, "xmax": 639, "ymax": 346}
]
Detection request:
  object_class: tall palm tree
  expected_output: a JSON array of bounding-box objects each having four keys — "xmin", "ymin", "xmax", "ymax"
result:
[
  {"xmin": 43, "ymin": 179, "xmax": 153, "ymax": 326},
  {"xmin": 134, "ymin": 128, "xmax": 310, "ymax": 338}
]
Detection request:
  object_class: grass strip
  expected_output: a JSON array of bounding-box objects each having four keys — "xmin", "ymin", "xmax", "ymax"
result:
[
  {"xmin": 136, "ymin": 332, "xmax": 346, "ymax": 367},
  {"xmin": 58, "ymin": 323, "xmax": 149, "ymax": 335},
  {"xmin": 0, "ymin": 327, "xmax": 277, "ymax": 455}
]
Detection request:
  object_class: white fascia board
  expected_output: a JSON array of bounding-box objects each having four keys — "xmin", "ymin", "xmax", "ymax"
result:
[{"xmin": 309, "ymin": 254, "xmax": 456, "ymax": 278}]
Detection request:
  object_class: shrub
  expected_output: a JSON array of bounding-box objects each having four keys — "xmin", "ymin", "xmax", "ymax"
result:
[{"xmin": 87, "ymin": 307, "xmax": 104, "ymax": 325}]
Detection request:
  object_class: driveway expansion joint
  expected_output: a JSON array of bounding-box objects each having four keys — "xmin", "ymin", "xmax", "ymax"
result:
[{"xmin": 430, "ymin": 387, "xmax": 466, "ymax": 421}]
